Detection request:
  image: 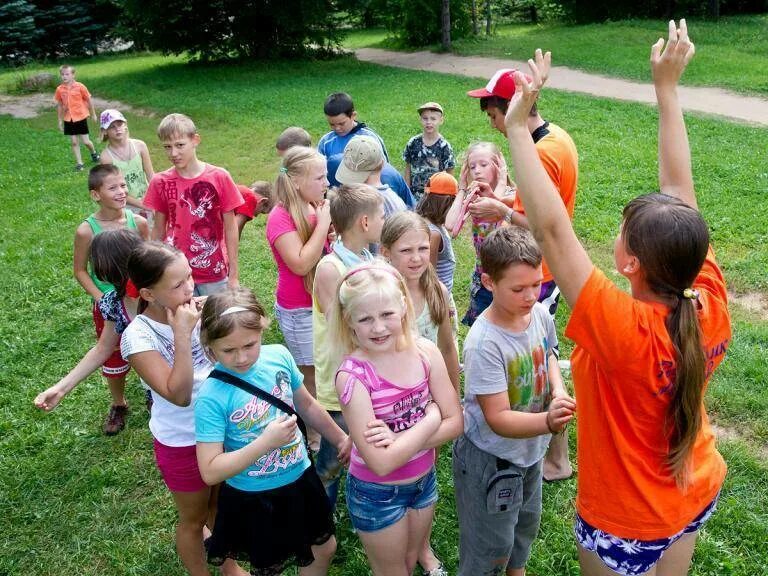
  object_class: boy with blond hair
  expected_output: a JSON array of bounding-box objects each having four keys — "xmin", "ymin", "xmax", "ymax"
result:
[
  {"xmin": 54, "ymin": 64, "xmax": 100, "ymax": 171},
  {"xmin": 403, "ymin": 102, "xmax": 456, "ymax": 201},
  {"xmin": 144, "ymin": 113, "xmax": 243, "ymax": 294},
  {"xmin": 312, "ymin": 183, "xmax": 384, "ymax": 506}
]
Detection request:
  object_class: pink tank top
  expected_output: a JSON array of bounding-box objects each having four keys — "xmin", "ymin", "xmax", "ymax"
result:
[{"xmin": 337, "ymin": 354, "xmax": 436, "ymax": 484}]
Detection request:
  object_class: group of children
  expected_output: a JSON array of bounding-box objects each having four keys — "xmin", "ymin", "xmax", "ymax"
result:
[{"xmin": 36, "ymin": 19, "xmax": 731, "ymax": 576}]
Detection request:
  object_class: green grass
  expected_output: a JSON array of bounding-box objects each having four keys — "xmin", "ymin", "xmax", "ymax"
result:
[
  {"xmin": 344, "ymin": 15, "xmax": 768, "ymax": 95},
  {"xmin": 1, "ymin": 51, "xmax": 767, "ymax": 575}
]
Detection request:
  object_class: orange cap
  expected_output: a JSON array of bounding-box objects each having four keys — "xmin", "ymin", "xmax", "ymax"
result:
[{"xmin": 425, "ymin": 172, "xmax": 458, "ymax": 196}]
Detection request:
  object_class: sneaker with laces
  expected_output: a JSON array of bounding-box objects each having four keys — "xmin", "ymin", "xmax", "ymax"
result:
[
  {"xmin": 145, "ymin": 388, "xmax": 153, "ymax": 412},
  {"xmin": 90, "ymin": 151, "xmax": 100, "ymax": 162},
  {"xmin": 75, "ymin": 163, "xmax": 85, "ymax": 171},
  {"xmin": 103, "ymin": 404, "xmax": 128, "ymax": 435},
  {"xmin": 423, "ymin": 564, "xmax": 448, "ymax": 576}
]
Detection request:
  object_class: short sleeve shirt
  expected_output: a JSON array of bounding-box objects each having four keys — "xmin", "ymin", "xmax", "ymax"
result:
[
  {"xmin": 462, "ymin": 306, "xmax": 558, "ymax": 466},
  {"xmin": 144, "ymin": 164, "xmax": 244, "ymax": 284},
  {"xmin": 402, "ymin": 135, "xmax": 456, "ymax": 200},
  {"xmin": 54, "ymin": 81, "xmax": 91, "ymax": 122},
  {"xmin": 97, "ymin": 290, "xmax": 132, "ymax": 334},
  {"xmin": 195, "ymin": 345, "xmax": 310, "ymax": 491}
]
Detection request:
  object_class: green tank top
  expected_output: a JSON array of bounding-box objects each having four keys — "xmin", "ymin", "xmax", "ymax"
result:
[
  {"xmin": 85, "ymin": 210, "xmax": 137, "ymax": 295},
  {"xmin": 108, "ymin": 140, "xmax": 148, "ymax": 199}
]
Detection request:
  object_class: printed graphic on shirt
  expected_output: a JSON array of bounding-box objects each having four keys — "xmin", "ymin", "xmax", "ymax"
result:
[
  {"xmin": 229, "ymin": 370, "xmax": 305, "ymax": 477},
  {"xmin": 655, "ymin": 336, "xmax": 731, "ymax": 397},
  {"xmin": 506, "ymin": 339, "xmax": 550, "ymax": 412},
  {"xmin": 389, "ymin": 389, "xmax": 428, "ymax": 433}
]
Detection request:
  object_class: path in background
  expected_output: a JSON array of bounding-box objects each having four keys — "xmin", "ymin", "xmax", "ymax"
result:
[{"xmin": 355, "ymin": 48, "xmax": 768, "ymax": 126}]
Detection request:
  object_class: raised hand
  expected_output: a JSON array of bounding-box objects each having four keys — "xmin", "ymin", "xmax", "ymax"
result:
[
  {"xmin": 651, "ymin": 19, "xmax": 695, "ymax": 89},
  {"xmin": 167, "ymin": 301, "xmax": 201, "ymax": 336},
  {"xmin": 503, "ymin": 49, "xmax": 551, "ymax": 134},
  {"xmin": 316, "ymin": 199, "xmax": 332, "ymax": 230}
]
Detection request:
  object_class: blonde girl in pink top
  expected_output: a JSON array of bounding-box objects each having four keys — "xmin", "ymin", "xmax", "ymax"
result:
[
  {"xmin": 266, "ymin": 146, "xmax": 332, "ymax": 429},
  {"xmin": 329, "ymin": 262, "xmax": 462, "ymax": 576}
]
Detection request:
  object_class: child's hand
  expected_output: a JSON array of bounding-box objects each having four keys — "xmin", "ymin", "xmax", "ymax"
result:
[
  {"xmin": 364, "ymin": 419, "xmax": 396, "ymax": 448},
  {"xmin": 492, "ymin": 154, "xmax": 509, "ymax": 190},
  {"xmin": 261, "ymin": 414, "xmax": 298, "ymax": 450},
  {"xmin": 34, "ymin": 385, "xmax": 65, "ymax": 412},
  {"xmin": 337, "ymin": 434, "xmax": 353, "ymax": 464},
  {"xmin": 468, "ymin": 196, "xmax": 508, "ymax": 223},
  {"xmin": 167, "ymin": 301, "xmax": 201, "ymax": 336},
  {"xmin": 504, "ymin": 49, "xmax": 550, "ymax": 134},
  {"xmin": 316, "ymin": 200, "xmax": 332, "ymax": 231},
  {"xmin": 459, "ymin": 162, "xmax": 471, "ymax": 191},
  {"xmin": 546, "ymin": 395, "xmax": 576, "ymax": 434},
  {"xmin": 192, "ymin": 296, "xmax": 208, "ymax": 312},
  {"xmin": 651, "ymin": 19, "xmax": 695, "ymax": 89}
]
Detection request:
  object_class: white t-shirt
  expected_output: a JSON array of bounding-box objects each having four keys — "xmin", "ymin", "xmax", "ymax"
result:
[{"xmin": 121, "ymin": 314, "xmax": 212, "ymax": 446}]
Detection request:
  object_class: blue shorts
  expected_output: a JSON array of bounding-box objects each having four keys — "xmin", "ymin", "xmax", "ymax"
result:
[
  {"xmin": 345, "ymin": 468, "xmax": 438, "ymax": 532},
  {"xmin": 574, "ymin": 492, "xmax": 720, "ymax": 576}
]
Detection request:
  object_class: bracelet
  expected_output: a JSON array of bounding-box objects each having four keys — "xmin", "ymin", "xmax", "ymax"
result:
[
  {"xmin": 545, "ymin": 411, "xmax": 557, "ymax": 434},
  {"xmin": 503, "ymin": 208, "xmax": 516, "ymax": 224}
]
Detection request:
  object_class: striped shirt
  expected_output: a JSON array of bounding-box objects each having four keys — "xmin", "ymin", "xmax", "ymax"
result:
[{"xmin": 428, "ymin": 223, "xmax": 455, "ymax": 292}]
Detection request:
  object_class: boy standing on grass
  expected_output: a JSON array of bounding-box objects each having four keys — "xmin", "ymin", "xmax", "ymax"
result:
[
  {"xmin": 403, "ymin": 101, "xmax": 456, "ymax": 201},
  {"xmin": 453, "ymin": 226, "xmax": 575, "ymax": 576},
  {"xmin": 143, "ymin": 113, "xmax": 244, "ymax": 295},
  {"xmin": 318, "ymin": 92, "xmax": 415, "ymax": 207},
  {"xmin": 54, "ymin": 64, "xmax": 100, "ymax": 171},
  {"xmin": 73, "ymin": 165, "xmax": 149, "ymax": 434}
]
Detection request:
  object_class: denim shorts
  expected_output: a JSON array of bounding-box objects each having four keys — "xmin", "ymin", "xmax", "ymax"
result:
[
  {"xmin": 575, "ymin": 492, "xmax": 720, "ymax": 576},
  {"xmin": 345, "ymin": 468, "xmax": 438, "ymax": 532},
  {"xmin": 274, "ymin": 304, "xmax": 314, "ymax": 365},
  {"xmin": 193, "ymin": 278, "xmax": 229, "ymax": 296}
]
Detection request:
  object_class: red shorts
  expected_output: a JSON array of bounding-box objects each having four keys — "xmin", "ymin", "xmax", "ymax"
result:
[
  {"xmin": 92, "ymin": 302, "xmax": 130, "ymax": 378},
  {"xmin": 235, "ymin": 185, "xmax": 268, "ymax": 221},
  {"xmin": 153, "ymin": 439, "xmax": 209, "ymax": 493}
]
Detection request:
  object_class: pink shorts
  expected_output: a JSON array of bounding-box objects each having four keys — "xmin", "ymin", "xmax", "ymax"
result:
[
  {"xmin": 153, "ymin": 439, "xmax": 208, "ymax": 493},
  {"xmin": 92, "ymin": 302, "xmax": 130, "ymax": 378}
]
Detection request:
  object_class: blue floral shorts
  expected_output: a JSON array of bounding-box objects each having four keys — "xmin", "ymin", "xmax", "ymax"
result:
[{"xmin": 574, "ymin": 492, "xmax": 719, "ymax": 576}]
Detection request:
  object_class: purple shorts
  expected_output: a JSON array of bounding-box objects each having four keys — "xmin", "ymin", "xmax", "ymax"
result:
[
  {"xmin": 153, "ymin": 439, "xmax": 208, "ymax": 493},
  {"xmin": 575, "ymin": 492, "xmax": 720, "ymax": 576}
]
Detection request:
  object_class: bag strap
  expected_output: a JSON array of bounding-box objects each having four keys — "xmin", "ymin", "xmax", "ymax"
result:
[{"xmin": 208, "ymin": 369, "xmax": 308, "ymax": 442}]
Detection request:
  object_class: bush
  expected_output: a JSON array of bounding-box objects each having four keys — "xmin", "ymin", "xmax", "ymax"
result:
[{"xmin": 385, "ymin": 0, "xmax": 471, "ymax": 47}]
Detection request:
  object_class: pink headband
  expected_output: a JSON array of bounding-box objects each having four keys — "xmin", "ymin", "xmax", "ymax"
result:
[{"xmin": 341, "ymin": 264, "xmax": 401, "ymax": 284}]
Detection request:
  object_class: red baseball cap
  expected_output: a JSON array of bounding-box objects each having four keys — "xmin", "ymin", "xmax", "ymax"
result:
[{"xmin": 467, "ymin": 68, "xmax": 531, "ymax": 100}]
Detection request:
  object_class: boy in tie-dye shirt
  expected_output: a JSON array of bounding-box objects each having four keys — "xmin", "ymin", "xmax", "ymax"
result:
[{"xmin": 452, "ymin": 226, "xmax": 575, "ymax": 576}]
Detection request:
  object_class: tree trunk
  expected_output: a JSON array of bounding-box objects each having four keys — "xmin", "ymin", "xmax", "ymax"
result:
[
  {"xmin": 708, "ymin": 0, "xmax": 720, "ymax": 19},
  {"xmin": 471, "ymin": 0, "xmax": 478, "ymax": 35},
  {"xmin": 441, "ymin": 0, "xmax": 451, "ymax": 50},
  {"xmin": 485, "ymin": 0, "xmax": 492, "ymax": 36}
]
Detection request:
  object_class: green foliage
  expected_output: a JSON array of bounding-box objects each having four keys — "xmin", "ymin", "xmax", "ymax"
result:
[
  {"xmin": 556, "ymin": 0, "xmax": 768, "ymax": 23},
  {"xmin": 120, "ymin": 0, "xmax": 345, "ymax": 60},
  {"xmin": 0, "ymin": 1, "xmax": 40, "ymax": 65},
  {"xmin": 382, "ymin": 0, "xmax": 471, "ymax": 47}
]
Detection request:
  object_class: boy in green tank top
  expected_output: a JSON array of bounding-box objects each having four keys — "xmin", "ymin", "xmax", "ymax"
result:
[{"xmin": 73, "ymin": 165, "xmax": 149, "ymax": 434}]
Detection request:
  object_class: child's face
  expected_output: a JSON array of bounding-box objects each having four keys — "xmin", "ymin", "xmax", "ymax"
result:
[
  {"xmin": 326, "ymin": 112, "xmax": 357, "ymax": 137},
  {"xmin": 350, "ymin": 292, "xmax": 405, "ymax": 353},
  {"xmin": 485, "ymin": 105, "xmax": 507, "ymax": 135},
  {"xmin": 420, "ymin": 111, "xmax": 444, "ymax": 135},
  {"xmin": 60, "ymin": 68, "xmax": 74, "ymax": 84},
  {"xmin": 106, "ymin": 120, "xmax": 128, "ymax": 141},
  {"xmin": 482, "ymin": 263, "xmax": 543, "ymax": 318},
  {"xmin": 208, "ymin": 325, "xmax": 263, "ymax": 374},
  {"xmin": 362, "ymin": 204, "xmax": 386, "ymax": 244},
  {"xmin": 296, "ymin": 159, "xmax": 328, "ymax": 204},
  {"xmin": 145, "ymin": 255, "xmax": 195, "ymax": 311},
  {"xmin": 162, "ymin": 133, "xmax": 200, "ymax": 170},
  {"xmin": 467, "ymin": 149, "xmax": 498, "ymax": 185},
  {"xmin": 382, "ymin": 229, "xmax": 431, "ymax": 284},
  {"xmin": 92, "ymin": 173, "xmax": 128, "ymax": 209}
]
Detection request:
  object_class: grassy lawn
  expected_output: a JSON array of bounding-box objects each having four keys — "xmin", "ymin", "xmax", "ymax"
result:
[
  {"xmin": 1, "ymin": 52, "xmax": 767, "ymax": 575},
  {"xmin": 344, "ymin": 15, "xmax": 768, "ymax": 95}
]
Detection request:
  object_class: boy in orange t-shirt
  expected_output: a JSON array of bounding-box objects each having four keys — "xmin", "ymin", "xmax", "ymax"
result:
[
  {"xmin": 502, "ymin": 21, "xmax": 729, "ymax": 576},
  {"xmin": 54, "ymin": 65, "xmax": 100, "ymax": 171}
]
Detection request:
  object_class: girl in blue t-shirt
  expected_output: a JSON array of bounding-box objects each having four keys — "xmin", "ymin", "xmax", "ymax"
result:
[{"xmin": 195, "ymin": 287, "xmax": 350, "ymax": 576}]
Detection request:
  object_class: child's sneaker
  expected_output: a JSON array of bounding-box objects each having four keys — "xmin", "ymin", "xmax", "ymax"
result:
[
  {"xmin": 90, "ymin": 151, "xmax": 100, "ymax": 162},
  {"xmin": 75, "ymin": 163, "xmax": 85, "ymax": 171},
  {"xmin": 103, "ymin": 404, "xmax": 128, "ymax": 435}
]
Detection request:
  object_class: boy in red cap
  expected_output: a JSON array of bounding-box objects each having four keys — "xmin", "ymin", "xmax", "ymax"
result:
[{"xmin": 468, "ymin": 68, "xmax": 578, "ymax": 482}]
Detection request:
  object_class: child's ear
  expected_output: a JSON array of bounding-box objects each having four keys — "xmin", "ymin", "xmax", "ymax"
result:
[
  {"xmin": 90, "ymin": 189, "xmax": 100, "ymax": 202},
  {"xmin": 139, "ymin": 286, "xmax": 155, "ymax": 303},
  {"xmin": 192, "ymin": 133, "xmax": 201, "ymax": 146},
  {"xmin": 480, "ymin": 272, "xmax": 494, "ymax": 293},
  {"xmin": 380, "ymin": 246, "xmax": 390, "ymax": 260},
  {"xmin": 360, "ymin": 214, "xmax": 369, "ymax": 231},
  {"xmin": 350, "ymin": 111, "xmax": 358, "ymax": 122},
  {"xmin": 621, "ymin": 255, "xmax": 641, "ymax": 276}
]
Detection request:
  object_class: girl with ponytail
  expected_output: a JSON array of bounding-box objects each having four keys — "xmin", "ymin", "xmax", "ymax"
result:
[{"xmin": 499, "ymin": 20, "xmax": 730, "ymax": 576}]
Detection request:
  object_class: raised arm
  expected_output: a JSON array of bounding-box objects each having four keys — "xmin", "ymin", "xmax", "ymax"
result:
[
  {"xmin": 502, "ymin": 52, "xmax": 592, "ymax": 307},
  {"xmin": 652, "ymin": 19, "xmax": 697, "ymax": 209}
]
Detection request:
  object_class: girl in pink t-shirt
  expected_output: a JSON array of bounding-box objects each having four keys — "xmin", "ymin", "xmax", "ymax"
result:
[
  {"xmin": 329, "ymin": 262, "xmax": 462, "ymax": 576},
  {"xmin": 266, "ymin": 147, "xmax": 332, "ymax": 424}
]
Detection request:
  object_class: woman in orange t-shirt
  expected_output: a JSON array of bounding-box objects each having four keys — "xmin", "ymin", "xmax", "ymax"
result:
[{"xmin": 500, "ymin": 20, "xmax": 730, "ymax": 576}]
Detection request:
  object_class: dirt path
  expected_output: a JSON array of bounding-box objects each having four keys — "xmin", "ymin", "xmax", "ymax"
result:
[
  {"xmin": 355, "ymin": 48, "xmax": 768, "ymax": 126},
  {"xmin": 0, "ymin": 93, "xmax": 154, "ymax": 120}
]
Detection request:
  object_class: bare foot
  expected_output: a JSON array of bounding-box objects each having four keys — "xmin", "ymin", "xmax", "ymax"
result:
[{"xmin": 543, "ymin": 457, "xmax": 573, "ymax": 482}]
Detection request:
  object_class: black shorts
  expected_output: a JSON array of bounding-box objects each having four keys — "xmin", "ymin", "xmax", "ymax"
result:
[{"xmin": 63, "ymin": 118, "xmax": 89, "ymax": 136}]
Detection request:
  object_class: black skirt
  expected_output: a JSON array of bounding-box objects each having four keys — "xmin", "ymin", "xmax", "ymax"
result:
[{"xmin": 207, "ymin": 465, "xmax": 334, "ymax": 576}]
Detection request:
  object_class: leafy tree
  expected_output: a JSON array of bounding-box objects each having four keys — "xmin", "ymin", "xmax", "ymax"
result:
[{"xmin": 0, "ymin": 0, "xmax": 40, "ymax": 64}]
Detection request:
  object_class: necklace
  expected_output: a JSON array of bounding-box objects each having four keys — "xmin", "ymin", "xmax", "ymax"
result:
[{"xmin": 107, "ymin": 141, "xmax": 134, "ymax": 162}]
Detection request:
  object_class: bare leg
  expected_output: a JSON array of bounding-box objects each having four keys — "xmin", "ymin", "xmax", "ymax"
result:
[
  {"xmin": 81, "ymin": 134, "xmax": 97, "ymax": 154},
  {"xmin": 656, "ymin": 532, "xmax": 698, "ymax": 576},
  {"xmin": 70, "ymin": 135, "xmax": 83, "ymax": 165},
  {"xmin": 299, "ymin": 365, "xmax": 320, "ymax": 451},
  {"xmin": 542, "ymin": 431, "xmax": 572, "ymax": 481},
  {"xmin": 579, "ymin": 543, "xmax": 656, "ymax": 576},
  {"xmin": 298, "ymin": 536, "xmax": 337, "ymax": 576},
  {"xmin": 107, "ymin": 375, "xmax": 128, "ymax": 406},
  {"xmin": 171, "ymin": 487, "xmax": 213, "ymax": 576}
]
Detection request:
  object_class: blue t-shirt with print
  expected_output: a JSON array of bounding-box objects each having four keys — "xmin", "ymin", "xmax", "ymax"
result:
[{"xmin": 195, "ymin": 344, "xmax": 309, "ymax": 492}]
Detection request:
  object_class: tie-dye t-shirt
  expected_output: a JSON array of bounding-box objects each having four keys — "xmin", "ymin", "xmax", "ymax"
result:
[
  {"xmin": 194, "ymin": 345, "xmax": 310, "ymax": 492},
  {"xmin": 462, "ymin": 304, "xmax": 557, "ymax": 466}
]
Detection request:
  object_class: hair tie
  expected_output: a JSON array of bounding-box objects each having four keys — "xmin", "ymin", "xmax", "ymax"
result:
[
  {"xmin": 279, "ymin": 166, "xmax": 288, "ymax": 174},
  {"xmin": 682, "ymin": 288, "xmax": 700, "ymax": 300},
  {"xmin": 341, "ymin": 264, "xmax": 401, "ymax": 284},
  {"xmin": 221, "ymin": 306, "xmax": 249, "ymax": 317},
  {"xmin": 125, "ymin": 279, "xmax": 140, "ymax": 298}
]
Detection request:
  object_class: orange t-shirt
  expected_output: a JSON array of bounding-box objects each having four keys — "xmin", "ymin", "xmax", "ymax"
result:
[
  {"xmin": 54, "ymin": 81, "xmax": 91, "ymax": 122},
  {"xmin": 512, "ymin": 122, "xmax": 578, "ymax": 283},
  {"xmin": 565, "ymin": 247, "xmax": 730, "ymax": 539}
]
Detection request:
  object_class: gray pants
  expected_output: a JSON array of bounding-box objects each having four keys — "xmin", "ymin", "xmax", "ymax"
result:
[{"xmin": 453, "ymin": 435, "xmax": 543, "ymax": 576}]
